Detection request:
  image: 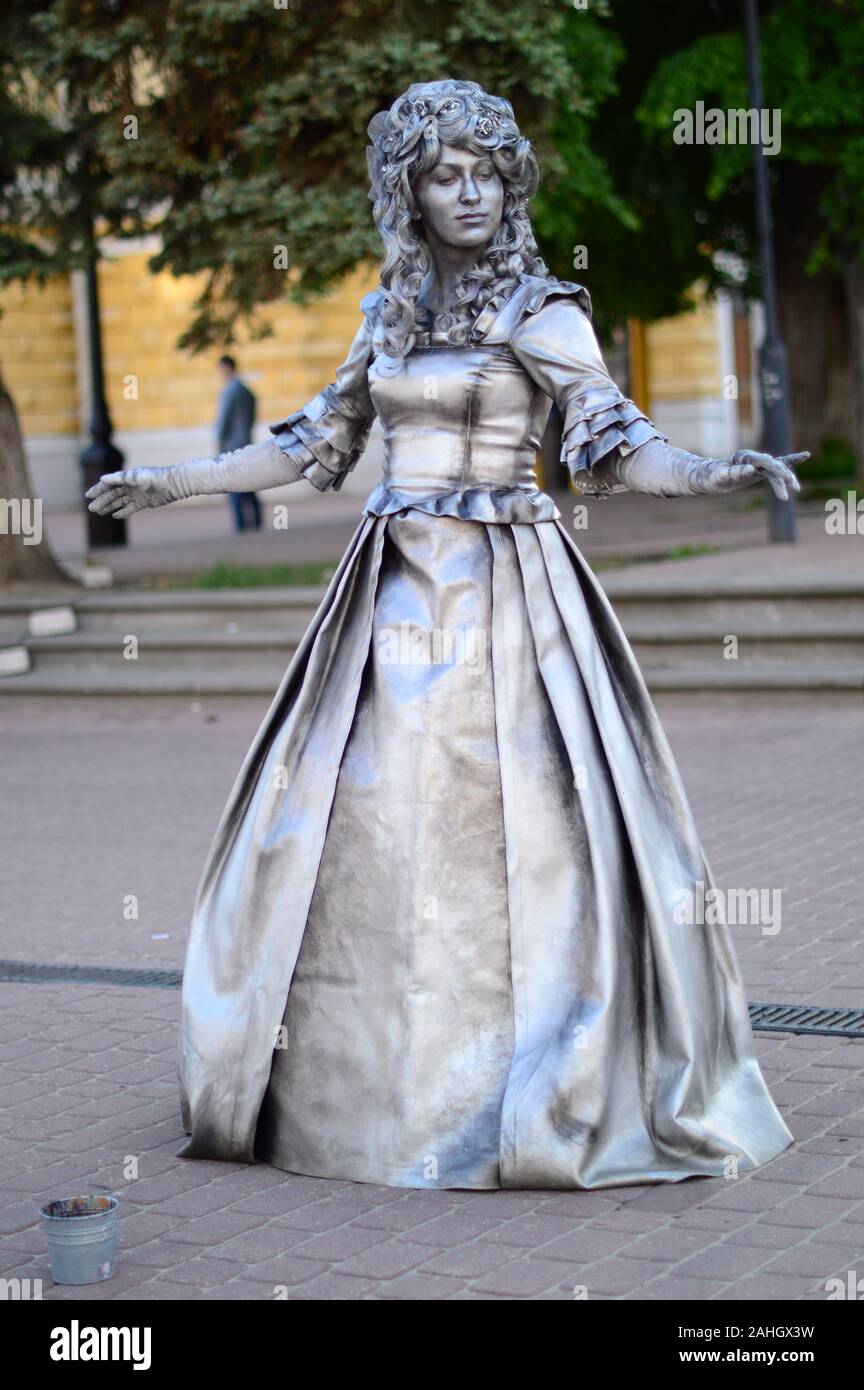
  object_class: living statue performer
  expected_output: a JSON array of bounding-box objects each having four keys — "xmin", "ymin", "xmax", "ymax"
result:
[{"xmin": 88, "ymin": 79, "xmax": 803, "ymax": 1191}]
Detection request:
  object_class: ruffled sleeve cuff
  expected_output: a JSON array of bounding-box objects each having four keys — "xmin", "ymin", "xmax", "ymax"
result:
[
  {"xmin": 561, "ymin": 384, "xmax": 667, "ymax": 494},
  {"xmin": 269, "ymin": 387, "xmax": 376, "ymax": 493},
  {"xmin": 267, "ymin": 291, "xmax": 382, "ymax": 493},
  {"xmin": 504, "ymin": 277, "xmax": 668, "ymax": 498}
]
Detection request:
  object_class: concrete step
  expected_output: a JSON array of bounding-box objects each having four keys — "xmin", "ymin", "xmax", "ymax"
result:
[
  {"xmin": 0, "ymin": 587, "xmax": 325, "ymax": 635},
  {"xmin": 601, "ymin": 572, "xmax": 864, "ymax": 624},
  {"xmin": 0, "ymin": 668, "xmax": 282, "ymax": 696},
  {"xmin": 15, "ymin": 621, "xmax": 864, "ymax": 677},
  {"xmin": 627, "ymin": 621, "xmax": 864, "ymax": 666},
  {"xmin": 2, "ymin": 662, "xmax": 860, "ymax": 699},
  {"xmin": 24, "ymin": 629, "xmax": 304, "ymax": 674},
  {"xmin": 0, "ymin": 605, "xmax": 77, "ymax": 644},
  {"xmin": 1, "ymin": 572, "xmax": 861, "ymax": 637},
  {"xmin": 0, "ymin": 645, "xmax": 30, "ymax": 677},
  {"xmin": 2, "ymin": 573, "xmax": 862, "ymax": 696},
  {"xmin": 645, "ymin": 663, "xmax": 864, "ymax": 693}
]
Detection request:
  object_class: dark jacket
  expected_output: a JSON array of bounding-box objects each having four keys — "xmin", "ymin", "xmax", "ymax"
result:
[{"xmin": 216, "ymin": 377, "xmax": 256, "ymax": 453}]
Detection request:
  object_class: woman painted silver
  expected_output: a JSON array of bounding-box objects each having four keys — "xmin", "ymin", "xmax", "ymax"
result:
[{"xmin": 88, "ymin": 79, "xmax": 802, "ymax": 1191}]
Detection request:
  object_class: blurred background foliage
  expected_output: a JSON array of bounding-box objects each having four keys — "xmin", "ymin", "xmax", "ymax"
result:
[{"xmin": 1, "ymin": 0, "xmax": 862, "ymax": 465}]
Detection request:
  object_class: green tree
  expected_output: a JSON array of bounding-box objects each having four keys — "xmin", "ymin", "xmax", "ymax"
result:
[
  {"xmin": 540, "ymin": 0, "xmax": 864, "ymax": 476},
  {"xmin": 534, "ymin": 1, "xmax": 726, "ymax": 333},
  {"xmin": 95, "ymin": 0, "xmax": 625, "ymax": 349},
  {"xmin": 0, "ymin": 1, "xmax": 80, "ymax": 584},
  {"xmin": 0, "ymin": 0, "xmax": 156, "ymax": 581},
  {"xmin": 0, "ymin": 0, "xmax": 625, "ymax": 585}
]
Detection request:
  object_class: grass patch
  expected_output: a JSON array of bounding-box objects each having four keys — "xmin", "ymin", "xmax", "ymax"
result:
[
  {"xmin": 590, "ymin": 543, "xmax": 724, "ymax": 571},
  {"xmin": 796, "ymin": 437, "xmax": 856, "ymax": 481},
  {"xmin": 184, "ymin": 561, "xmax": 337, "ymax": 589},
  {"xmin": 664, "ymin": 543, "xmax": 723, "ymax": 561},
  {"xmin": 800, "ymin": 482, "xmax": 861, "ymax": 504}
]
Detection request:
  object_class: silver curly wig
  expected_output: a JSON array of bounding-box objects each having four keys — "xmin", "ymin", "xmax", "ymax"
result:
[{"xmin": 366, "ymin": 78, "xmax": 550, "ymax": 365}]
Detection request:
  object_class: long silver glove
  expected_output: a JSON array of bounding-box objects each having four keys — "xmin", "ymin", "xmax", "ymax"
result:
[
  {"xmin": 85, "ymin": 436, "xmax": 316, "ymax": 520},
  {"xmin": 590, "ymin": 438, "xmax": 808, "ymax": 500}
]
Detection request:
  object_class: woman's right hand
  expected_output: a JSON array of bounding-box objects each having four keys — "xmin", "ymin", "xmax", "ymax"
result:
[{"xmin": 86, "ymin": 465, "xmax": 182, "ymax": 519}]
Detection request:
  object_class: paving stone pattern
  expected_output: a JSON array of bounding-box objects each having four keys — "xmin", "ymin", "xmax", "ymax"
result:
[{"xmin": 1, "ymin": 695, "xmax": 862, "ymax": 1299}]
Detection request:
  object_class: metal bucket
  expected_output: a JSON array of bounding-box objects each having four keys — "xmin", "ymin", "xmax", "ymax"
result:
[{"xmin": 39, "ymin": 1195, "xmax": 119, "ymax": 1285}]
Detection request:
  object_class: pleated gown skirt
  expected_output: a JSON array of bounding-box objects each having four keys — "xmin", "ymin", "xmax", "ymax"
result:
[{"xmin": 176, "ymin": 510, "xmax": 793, "ymax": 1189}]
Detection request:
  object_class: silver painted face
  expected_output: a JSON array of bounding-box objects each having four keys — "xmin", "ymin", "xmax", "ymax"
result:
[{"xmin": 412, "ymin": 143, "xmax": 504, "ymax": 252}]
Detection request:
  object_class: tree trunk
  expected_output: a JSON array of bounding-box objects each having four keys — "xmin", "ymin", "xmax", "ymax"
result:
[
  {"xmin": 774, "ymin": 165, "xmax": 855, "ymax": 461},
  {"xmin": 0, "ymin": 364, "xmax": 76, "ymax": 587},
  {"xmin": 842, "ymin": 255, "xmax": 864, "ymax": 484}
]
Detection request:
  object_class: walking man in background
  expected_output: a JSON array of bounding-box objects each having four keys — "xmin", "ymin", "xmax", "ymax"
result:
[{"xmin": 216, "ymin": 355, "xmax": 261, "ymax": 530}]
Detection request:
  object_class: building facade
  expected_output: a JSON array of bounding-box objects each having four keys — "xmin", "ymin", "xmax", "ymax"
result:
[{"xmin": 0, "ymin": 239, "xmax": 761, "ymax": 510}]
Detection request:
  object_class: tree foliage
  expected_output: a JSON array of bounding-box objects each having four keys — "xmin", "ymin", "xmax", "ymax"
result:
[
  {"xmin": 636, "ymin": 0, "xmax": 864, "ymax": 284},
  {"xmin": 0, "ymin": 0, "xmax": 625, "ymax": 350},
  {"xmin": 539, "ymin": 0, "xmax": 864, "ymax": 465},
  {"xmin": 1, "ymin": 0, "xmax": 862, "ymax": 482}
]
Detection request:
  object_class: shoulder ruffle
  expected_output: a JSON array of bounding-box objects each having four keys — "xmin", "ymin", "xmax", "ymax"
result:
[
  {"xmin": 268, "ymin": 298, "xmax": 379, "ymax": 492},
  {"xmin": 473, "ymin": 274, "xmax": 593, "ymax": 343},
  {"xmin": 360, "ymin": 287, "xmax": 386, "ymax": 320},
  {"xmin": 521, "ymin": 275, "xmax": 594, "ymax": 322},
  {"xmin": 362, "ymin": 276, "xmax": 592, "ymax": 350}
]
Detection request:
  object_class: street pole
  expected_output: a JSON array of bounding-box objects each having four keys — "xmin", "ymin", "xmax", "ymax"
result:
[
  {"xmin": 744, "ymin": 0, "xmax": 795, "ymax": 542},
  {"xmin": 79, "ymin": 242, "xmax": 126, "ymax": 549}
]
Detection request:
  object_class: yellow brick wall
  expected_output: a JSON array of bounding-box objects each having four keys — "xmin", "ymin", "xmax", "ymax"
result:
[
  {"xmin": 645, "ymin": 290, "xmax": 723, "ymax": 404},
  {"xmin": 0, "ymin": 276, "xmax": 78, "ymax": 435},
  {"xmin": 98, "ymin": 252, "xmax": 380, "ymax": 435},
  {"xmin": 1, "ymin": 248, "xmax": 724, "ymax": 442},
  {"xmin": 0, "ymin": 251, "xmax": 381, "ymax": 440}
]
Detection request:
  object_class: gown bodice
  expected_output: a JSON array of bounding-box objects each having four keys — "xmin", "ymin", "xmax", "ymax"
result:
[
  {"xmin": 268, "ymin": 273, "xmax": 666, "ymax": 522},
  {"xmin": 369, "ymin": 341, "xmax": 550, "ymax": 497}
]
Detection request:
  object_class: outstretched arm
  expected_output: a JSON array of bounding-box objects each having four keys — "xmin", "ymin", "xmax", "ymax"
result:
[
  {"xmin": 589, "ymin": 436, "xmax": 806, "ymax": 501},
  {"xmin": 509, "ymin": 291, "xmax": 807, "ymax": 500},
  {"xmin": 88, "ymin": 291, "xmax": 382, "ymax": 520},
  {"xmin": 86, "ymin": 436, "xmax": 316, "ymax": 520}
]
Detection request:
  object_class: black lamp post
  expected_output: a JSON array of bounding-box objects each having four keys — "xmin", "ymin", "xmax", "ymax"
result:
[
  {"xmin": 79, "ymin": 244, "xmax": 126, "ymax": 549},
  {"xmin": 744, "ymin": 0, "xmax": 795, "ymax": 542}
]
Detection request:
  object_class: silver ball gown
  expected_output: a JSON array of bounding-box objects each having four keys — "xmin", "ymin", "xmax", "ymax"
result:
[{"xmin": 176, "ymin": 274, "xmax": 793, "ymax": 1189}]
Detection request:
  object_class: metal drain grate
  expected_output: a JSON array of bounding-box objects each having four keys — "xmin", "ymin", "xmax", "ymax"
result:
[
  {"xmin": 749, "ymin": 1001, "xmax": 864, "ymax": 1039},
  {"xmin": 0, "ymin": 960, "xmax": 182, "ymax": 989},
  {"xmin": 0, "ymin": 963, "xmax": 862, "ymax": 1038}
]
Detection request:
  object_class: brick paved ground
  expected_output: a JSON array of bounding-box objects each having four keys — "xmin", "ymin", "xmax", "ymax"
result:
[
  {"xmin": 0, "ymin": 694, "xmax": 862, "ymax": 1300},
  {"xmin": 0, "ymin": 978, "xmax": 862, "ymax": 1302}
]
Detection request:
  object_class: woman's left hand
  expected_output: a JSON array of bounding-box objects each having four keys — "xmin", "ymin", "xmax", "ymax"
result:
[{"xmin": 715, "ymin": 449, "xmax": 809, "ymax": 501}]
